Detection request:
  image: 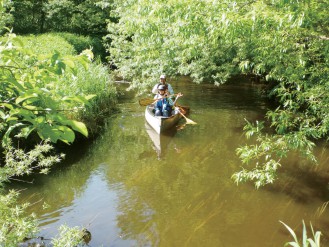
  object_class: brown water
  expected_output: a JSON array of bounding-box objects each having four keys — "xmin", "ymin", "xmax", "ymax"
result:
[{"xmin": 12, "ymin": 77, "xmax": 329, "ymax": 246}]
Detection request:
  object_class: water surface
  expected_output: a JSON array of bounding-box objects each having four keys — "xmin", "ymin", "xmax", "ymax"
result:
[{"xmin": 13, "ymin": 77, "xmax": 329, "ymax": 246}]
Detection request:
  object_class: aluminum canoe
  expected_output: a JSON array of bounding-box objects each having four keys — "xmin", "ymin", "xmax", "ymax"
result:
[{"xmin": 144, "ymin": 105, "xmax": 188, "ymax": 134}]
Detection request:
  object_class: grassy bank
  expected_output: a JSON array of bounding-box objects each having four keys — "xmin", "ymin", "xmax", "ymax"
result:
[{"xmin": 18, "ymin": 33, "xmax": 118, "ymax": 136}]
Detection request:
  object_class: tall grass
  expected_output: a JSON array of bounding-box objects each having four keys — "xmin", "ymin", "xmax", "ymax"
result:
[
  {"xmin": 17, "ymin": 33, "xmax": 106, "ymax": 59},
  {"xmin": 18, "ymin": 33, "xmax": 76, "ymax": 55},
  {"xmin": 58, "ymin": 61, "xmax": 118, "ymax": 135}
]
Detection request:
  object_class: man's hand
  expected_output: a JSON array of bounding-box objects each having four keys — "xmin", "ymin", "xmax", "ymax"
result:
[{"xmin": 176, "ymin": 92, "xmax": 183, "ymax": 98}]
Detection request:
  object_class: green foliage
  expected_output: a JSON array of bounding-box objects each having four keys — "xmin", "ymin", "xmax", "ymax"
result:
[
  {"xmin": 52, "ymin": 32, "xmax": 107, "ymax": 60},
  {"xmin": 17, "ymin": 33, "xmax": 77, "ymax": 56},
  {"xmin": 280, "ymin": 221, "xmax": 321, "ymax": 247},
  {"xmin": 11, "ymin": 0, "xmax": 112, "ymax": 35},
  {"xmin": 18, "ymin": 32, "xmax": 118, "ymax": 134},
  {"xmin": 0, "ymin": 0, "xmax": 13, "ymax": 34},
  {"xmin": 0, "ymin": 190, "xmax": 38, "ymax": 246},
  {"xmin": 108, "ymin": 0, "xmax": 329, "ymax": 186},
  {"xmin": 0, "ymin": 139, "xmax": 77, "ymax": 246},
  {"xmin": 15, "ymin": 33, "xmax": 116, "ymax": 129},
  {"xmin": 51, "ymin": 224, "xmax": 86, "ymax": 247},
  {"xmin": 58, "ymin": 61, "xmax": 118, "ymax": 135},
  {"xmin": 232, "ymin": 120, "xmax": 316, "ymax": 188},
  {"xmin": 1, "ymin": 139, "xmax": 65, "ymax": 181},
  {"xmin": 107, "ymin": 0, "xmax": 245, "ymax": 88},
  {"xmin": 44, "ymin": 0, "xmax": 111, "ymax": 35},
  {"xmin": 0, "ymin": 139, "xmax": 64, "ymax": 246},
  {"xmin": 0, "ymin": 4, "xmax": 116, "ymax": 245},
  {"xmin": 0, "ymin": 29, "xmax": 104, "ymax": 245},
  {"xmin": 0, "ymin": 32, "xmax": 95, "ymax": 144},
  {"xmin": 19, "ymin": 33, "xmax": 117, "ymax": 133},
  {"xmin": 11, "ymin": 0, "xmax": 46, "ymax": 33}
]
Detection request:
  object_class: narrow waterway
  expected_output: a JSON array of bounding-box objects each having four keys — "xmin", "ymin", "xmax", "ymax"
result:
[{"xmin": 13, "ymin": 77, "xmax": 329, "ymax": 246}]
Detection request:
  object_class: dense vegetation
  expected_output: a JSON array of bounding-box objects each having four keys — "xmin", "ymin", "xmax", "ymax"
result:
[
  {"xmin": 10, "ymin": 0, "xmax": 111, "ymax": 35},
  {"xmin": 0, "ymin": 1, "xmax": 117, "ymax": 245},
  {"xmin": 108, "ymin": 0, "xmax": 329, "ymax": 188},
  {"xmin": 0, "ymin": 0, "xmax": 328, "ymax": 245},
  {"xmin": 9, "ymin": 0, "xmax": 111, "ymax": 60}
]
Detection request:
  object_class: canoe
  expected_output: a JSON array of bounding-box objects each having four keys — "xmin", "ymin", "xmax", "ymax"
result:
[{"xmin": 145, "ymin": 105, "xmax": 188, "ymax": 134}]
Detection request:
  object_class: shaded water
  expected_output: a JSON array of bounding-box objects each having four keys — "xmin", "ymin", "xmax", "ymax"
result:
[{"xmin": 11, "ymin": 77, "xmax": 329, "ymax": 246}]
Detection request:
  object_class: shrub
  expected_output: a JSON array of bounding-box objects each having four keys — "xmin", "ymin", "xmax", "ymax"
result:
[
  {"xmin": 52, "ymin": 32, "xmax": 107, "ymax": 60},
  {"xmin": 12, "ymin": 33, "xmax": 117, "ymax": 136}
]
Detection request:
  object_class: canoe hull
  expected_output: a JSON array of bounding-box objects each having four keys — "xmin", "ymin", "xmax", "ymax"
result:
[{"xmin": 145, "ymin": 106, "xmax": 183, "ymax": 134}]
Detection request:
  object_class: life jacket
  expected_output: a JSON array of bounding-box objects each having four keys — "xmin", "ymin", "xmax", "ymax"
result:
[{"xmin": 155, "ymin": 97, "xmax": 173, "ymax": 112}]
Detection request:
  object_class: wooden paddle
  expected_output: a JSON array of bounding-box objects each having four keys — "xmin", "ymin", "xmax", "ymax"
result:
[
  {"xmin": 139, "ymin": 94, "xmax": 178, "ymax": 106},
  {"xmin": 139, "ymin": 98, "xmax": 157, "ymax": 106},
  {"xmin": 177, "ymin": 106, "xmax": 197, "ymax": 125}
]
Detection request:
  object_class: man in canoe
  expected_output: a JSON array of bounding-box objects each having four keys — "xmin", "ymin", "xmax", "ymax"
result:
[
  {"xmin": 154, "ymin": 84, "xmax": 182, "ymax": 117},
  {"xmin": 152, "ymin": 74, "xmax": 174, "ymax": 96}
]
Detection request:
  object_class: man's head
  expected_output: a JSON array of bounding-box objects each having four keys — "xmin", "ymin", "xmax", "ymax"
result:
[{"xmin": 159, "ymin": 74, "xmax": 166, "ymax": 84}]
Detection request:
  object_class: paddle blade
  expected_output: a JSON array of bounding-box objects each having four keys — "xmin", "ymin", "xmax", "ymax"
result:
[
  {"xmin": 178, "ymin": 109, "xmax": 197, "ymax": 125},
  {"xmin": 139, "ymin": 98, "xmax": 155, "ymax": 106},
  {"xmin": 185, "ymin": 118, "xmax": 197, "ymax": 125}
]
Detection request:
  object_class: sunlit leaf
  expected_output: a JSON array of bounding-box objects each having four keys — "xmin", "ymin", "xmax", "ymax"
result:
[{"xmin": 63, "ymin": 120, "xmax": 88, "ymax": 137}]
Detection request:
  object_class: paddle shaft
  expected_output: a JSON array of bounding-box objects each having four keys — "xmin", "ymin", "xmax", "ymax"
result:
[
  {"xmin": 177, "ymin": 107, "xmax": 197, "ymax": 125},
  {"xmin": 139, "ymin": 94, "xmax": 179, "ymax": 106}
]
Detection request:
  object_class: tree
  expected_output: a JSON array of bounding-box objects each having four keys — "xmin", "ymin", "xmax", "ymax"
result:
[
  {"xmin": 10, "ymin": 0, "xmax": 46, "ymax": 33},
  {"xmin": 0, "ymin": 0, "xmax": 13, "ymax": 33},
  {"xmin": 11, "ymin": 0, "xmax": 111, "ymax": 35},
  {"xmin": 107, "ymin": 0, "xmax": 329, "ymax": 186}
]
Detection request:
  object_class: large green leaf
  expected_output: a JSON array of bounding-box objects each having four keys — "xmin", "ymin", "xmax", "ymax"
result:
[
  {"xmin": 16, "ymin": 93, "xmax": 39, "ymax": 104},
  {"xmin": 58, "ymin": 125, "xmax": 75, "ymax": 143},
  {"xmin": 2, "ymin": 123, "xmax": 25, "ymax": 145},
  {"xmin": 62, "ymin": 95, "xmax": 96, "ymax": 106},
  {"xmin": 63, "ymin": 120, "xmax": 88, "ymax": 137}
]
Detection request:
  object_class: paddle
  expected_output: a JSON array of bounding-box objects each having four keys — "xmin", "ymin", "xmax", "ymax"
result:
[
  {"xmin": 139, "ymin": 98, "xmax": 157, "ymax": 106},
  {"xmin": 139, "ymin": 94, "xmax": 178, "ymax": 106},
  {"xmin": 177, "ymin": 106, "xmax": 197, "ymax": 125}
]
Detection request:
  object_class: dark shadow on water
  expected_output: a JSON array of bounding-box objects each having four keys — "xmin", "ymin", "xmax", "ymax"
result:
[{"xmin": 265, "ymin": 159, "xmax": 329, "ymax": 204}]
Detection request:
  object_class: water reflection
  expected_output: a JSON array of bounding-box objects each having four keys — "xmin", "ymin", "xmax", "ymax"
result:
[{"xmin": 144, "ymin": 123, "xmax": 183, "ymax": 160}]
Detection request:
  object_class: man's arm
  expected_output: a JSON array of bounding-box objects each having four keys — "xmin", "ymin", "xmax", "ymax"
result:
[
  {"xmin": 168, "ymin": 84, "xmax": 174, "ymax": 95},
  {"xmin": 152, "ymin": 84, "xmax": 159, "ymax": 94},
  {"xmin": 172, "ymin": 93, "xmax": 183, "ymax": 106}
]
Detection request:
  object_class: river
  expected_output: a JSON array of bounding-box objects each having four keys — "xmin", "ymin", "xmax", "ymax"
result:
[{"xmin": 12, "ymin": 76, "xmax": 329, "ymax": 246}]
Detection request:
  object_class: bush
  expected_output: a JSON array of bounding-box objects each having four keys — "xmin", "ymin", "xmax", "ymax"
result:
[
  {"xmin": 52, "ymin": 32, "xmax": 107, "ymax": 60},
  {"xmin": 14, "ymin": 33, "xmax": 117, "ymax": 135}
]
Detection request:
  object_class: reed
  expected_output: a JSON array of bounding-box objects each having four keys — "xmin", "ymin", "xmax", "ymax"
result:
[
  {"xmin": 314, "ymin": 201, "xmax": 329, "ymax": 218},
  {"xmin": 280, "ymin": 220, "xmax": 321, "ymax": 247}
]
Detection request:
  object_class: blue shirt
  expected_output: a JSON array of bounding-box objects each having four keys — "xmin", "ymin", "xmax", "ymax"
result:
[{"xmin": 155, "ymin": 97, "xmax": 174, "ymax": 112}]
